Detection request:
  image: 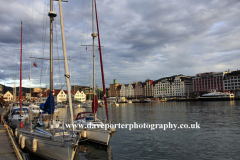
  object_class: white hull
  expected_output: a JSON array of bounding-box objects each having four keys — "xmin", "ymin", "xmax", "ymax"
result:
[
  {"xmin": 18, "ymin": 132, "xmax": 74, "ymax": 160},
  {"xmin": 81, "ymin": 129, "xmax": 110, "ymax": 145}
]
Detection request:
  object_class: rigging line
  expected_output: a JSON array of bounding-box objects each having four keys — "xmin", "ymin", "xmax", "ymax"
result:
[
  {"xmin": 41, "ymin": 2, "xmax": 48, "ymax": 89},
  {"xmin": 54, "ymin": 8, "xmax": 62, "ymax": 88},
  {"xmin": 80, "ymin": 0, "xmax": 92, "ymax": 85}
]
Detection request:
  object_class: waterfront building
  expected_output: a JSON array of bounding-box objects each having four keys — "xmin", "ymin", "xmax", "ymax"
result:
[
  {"xmin": 223, "ymin": 70, "xmax": 240, "ymax": 97},
  {"xmin": 120, "ymin": 83, "xmax": 134, "ymax": 98},
  {"xmin": 193, "ymin": 71, "xmax": 229, "ymax": 95},
  {"xmin": 133, "ymin": 82, "xmax": 144, "ymax": 98},
  {"xmin": 109, "ymin": 79, "xmax": 121, "ymax": 97},
  {"xmin": 16, "ymin": 92, "xmax": 26, "ymax": 102},
  {"xmin": 33, "ymin": 88, "xmax": 43, "ymax": 93},
  {"xmin": 144, "ymin": 79, "xmax": 154, "ymax": 98},
  {"xmin": 3, "ymin": 91, "xmax": 13, "ymax": 102},
  {"xmin": 55, "ymin": 90, "xmax": 67, "ymax": 103},
  {"xmin": 72, "ymin": 90, "xmax": 86, "ymax": 102},
  {"xmin": 25, "ymin": 92, "xmax": 39, "ymax": 102},
  {"xmin": 154, "ymin": 75, "xmax": 193, "ymax": 98},
  {"xmin": 40, "ymin": 89, "xmax": 67, "ymax": 103}
]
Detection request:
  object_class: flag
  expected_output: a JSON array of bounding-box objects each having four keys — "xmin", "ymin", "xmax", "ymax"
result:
[
  {"xmin": 86, "ymin": 47, "xmax": 87, "ymax": 50},
  {"xmin": 33, "ymin": 60, "xmax": 37, "ymax": 67}
]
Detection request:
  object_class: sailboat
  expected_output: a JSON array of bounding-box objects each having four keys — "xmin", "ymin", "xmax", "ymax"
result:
[
  {"xmin": 15, "ymin": 1, "xmax": 79, "ymax": 159},
  {"xmin": 75, "ymin": 0, "xmax": 113, "ymax": 145}
]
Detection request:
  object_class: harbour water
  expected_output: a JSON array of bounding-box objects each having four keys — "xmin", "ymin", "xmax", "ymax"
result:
[{"xmin": 55, "ymin": 101, "xmax": 240, "ymax": 160}]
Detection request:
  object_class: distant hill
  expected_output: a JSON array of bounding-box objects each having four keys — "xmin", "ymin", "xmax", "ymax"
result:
[{"xmin": 1, "ymin": 84, "xmax": 31, "ymax": 94}]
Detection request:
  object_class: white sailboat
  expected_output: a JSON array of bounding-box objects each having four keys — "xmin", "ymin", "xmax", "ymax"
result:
[
  {"xmin": 74, "ymin": 0, "xmax": 112, "ymax": 145},
  {"xmin": 15, "ymin": 1, "xmax": 79, "ymax": 159}
]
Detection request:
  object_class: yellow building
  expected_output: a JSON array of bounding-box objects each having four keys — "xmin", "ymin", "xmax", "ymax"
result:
[
  {"xmin": 33, "ymin": 88, "xmax": 43, "ymax": 92},
  {"xmin": 109, "ymin": 79, "xmax": 121, "ymax": 97}
]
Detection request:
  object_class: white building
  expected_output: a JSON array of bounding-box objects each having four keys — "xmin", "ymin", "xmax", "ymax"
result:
[
  {"xmin": 56, "ymin": 90, "xmax": 67, "ymax": 103},
  {"xmin": 72, "ymin": 91, "xmax": 86, "ymax": 102},
  {"xmin": 120, "ymin": 83, "xmax": 134, "ymax": 98},
  {"xmin": 120, "ymin": 84, "xmax": 126, "ymax": 97},
  {"xmin": 3, "ymin": 91, "xmax": 13, "ymax": 102},
  {"xmin": 154, "ymin": 75, "xmax": 193, "ymax": 98},
  {"xmin": 223, "ymin": 70, "xmax": 240, "ymax": 97}
]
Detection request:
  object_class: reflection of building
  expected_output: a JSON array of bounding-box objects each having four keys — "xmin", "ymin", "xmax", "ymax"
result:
[
  {"xmin": 154, "ymin": 75, "xmax": 193, "ymax": 98},
  {"xmin": 3, "ymin": 91, "xmax": 13, "ymax": 102}
]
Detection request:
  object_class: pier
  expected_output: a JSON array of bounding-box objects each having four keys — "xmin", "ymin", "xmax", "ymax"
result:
[{"xmin": 0, "ymin": 108, "xmax": 22, "ymax": 160}]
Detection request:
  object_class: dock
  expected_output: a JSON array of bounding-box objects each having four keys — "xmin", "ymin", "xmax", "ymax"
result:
[{"xmin": 0, "ymin": 107, "xmax": 22, "ymax": 160}]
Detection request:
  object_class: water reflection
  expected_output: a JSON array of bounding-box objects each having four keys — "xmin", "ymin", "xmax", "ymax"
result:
[
  {"xmin": 55, "ymin": 101, "xmax": 240, "ymax": 160},
  {"xmin": 75, "ymin": 142, "xmax": 112, "ymax": 160}
]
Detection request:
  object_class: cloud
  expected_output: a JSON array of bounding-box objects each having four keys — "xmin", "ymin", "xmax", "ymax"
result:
[{"xmin": 1, "ymin": 0, "xmax": 240, "ymax": 90}]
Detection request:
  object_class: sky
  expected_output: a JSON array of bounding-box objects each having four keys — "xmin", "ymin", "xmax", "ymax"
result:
[{"xmin": 1, "ymin": 0, "xmax": 240, "ymax": 90}]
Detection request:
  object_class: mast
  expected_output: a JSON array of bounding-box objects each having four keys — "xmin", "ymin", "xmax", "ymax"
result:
[
  {"xmin": 92, "ymin": 0, "xmax": 97, "ymax": 121},
  {"xmin": 48, "ymin": 0, "xmax": 57, "ymax": 120},
  {"xmin": 94, "ymin": 0, "xmax": 109, "ymax": 122},
  {"xmin": 30, "ymin": 55, "xmax": 31, "ymax": 102},
  {"xmin": 58, "ymin": 0, "xmax": 74, "ymax": 127},
  {"xmin": 20, "ymin": 21, "xmax": 22, "ymax": 115}
]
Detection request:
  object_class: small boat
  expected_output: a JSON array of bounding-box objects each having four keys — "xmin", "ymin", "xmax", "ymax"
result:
[
  {"xmin": 73, "ymin": 103, "xmax": 81, "ymax": 108},
  {"xmin": 8, "ymin": 107, "xmax": 29, "ymax": 128},
  {"xmin": 111, "ymin": 102, "xmax": 119, "ymax": 107},
  {"xmin": 127, "ymin": 100, "xmax": 132, "ymax": 103},
  {"xmin": 144, "ymin": 98, "xmax": 158, "ymax": 103},
  {"xmin": 82, "ymin": 102, "xmax": 92, "ymax": 108},
  {"xmin": 160, "ymin": 98, "xmax": 168, "ymax": 102},
  {"xmin": 198, "ymin": 90, "xmax": 234, "ymax": 101},
  {"xmin": 75, "ymin": 112, "xmax": 110, "ymax": 145},
  {"xmin": 132, "ymin": 99, "xmax": 140, "ymax": 103}
]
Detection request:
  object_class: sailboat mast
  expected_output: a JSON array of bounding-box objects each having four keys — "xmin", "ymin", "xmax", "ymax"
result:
[
  {"xmin": 49, "ymin": 0, "xmax": 55, "ymax": 120},
  {"xmin": 50, "ymin": 0, "xmax": 53, "ymax": 93},
  {"xmin": 94, "ymin": 0, "xmax": 109, "ymax": 122},
  {"xmin": 92, "ymin": 0, "xmax": 97, "ymax": 120},
  {"xmin": 58, "ymin": 0, "xmax": 74, "ymax": 127},
  {"xmin": 20, "ymin": 21, "xmax": 22, "ymax": 115}
]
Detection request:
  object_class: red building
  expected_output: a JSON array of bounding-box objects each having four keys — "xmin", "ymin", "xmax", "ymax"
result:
[{"xmin": 193, "ymin": 71, "xmax": 229, "ymax": 94}]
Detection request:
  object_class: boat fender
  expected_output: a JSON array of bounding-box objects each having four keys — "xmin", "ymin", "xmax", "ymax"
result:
[
  {"xmin": 15, "ymin": 129, "xmax": 18, "ymax": 137},
  {"xmin": 32, "ymin": 139, "xmax": 37, "ymax": 152},
  {"xmin": 21, "ymin": 136, "xmax": 26, "ymax": 149},
  {"xmin": 19, "ymin": 134, "xmax": 22, "ymax": 145}
]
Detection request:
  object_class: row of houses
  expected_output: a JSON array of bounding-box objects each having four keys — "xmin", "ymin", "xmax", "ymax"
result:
[
  {"xmin": 1, "ymin": 89, "xmax": 87, "ymax": 103},
  {"xmin": 109, "ymin": 69, "xmax": 240, "ymax": 98}
]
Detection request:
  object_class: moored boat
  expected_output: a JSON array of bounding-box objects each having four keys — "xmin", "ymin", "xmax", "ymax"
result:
[{"xmin": 198, "ymin": 90, "xmax": 234, "ymax": 101}]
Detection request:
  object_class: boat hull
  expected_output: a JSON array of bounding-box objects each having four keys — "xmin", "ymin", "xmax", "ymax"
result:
[
  {"xmin": 81, "ymin": 129, "xmax": 110, "ymax": 145},
  {"xmin": 198, "ymin": 97, "xmax": 234, "ymax": 101},
  {"xmin": 18, "ymin": 132, "xmax": 74, "ymax": 160}
]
